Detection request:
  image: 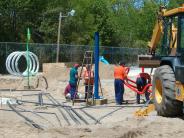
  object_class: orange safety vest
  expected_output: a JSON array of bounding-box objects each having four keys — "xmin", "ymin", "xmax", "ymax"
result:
[
  {"xmin": 83, "ymin": 70, "xmax": 94, "ymax": 84},
  {"xmin": 114, "ymin": 66, "xmax": 127, "ymax": 80}
]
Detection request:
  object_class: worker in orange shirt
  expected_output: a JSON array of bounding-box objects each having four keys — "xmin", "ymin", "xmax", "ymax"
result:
[
  {"xmin": 83, "ymin": 65, "xmax": 94, "ymax": 99},
  {"xmin": 114, "ymin": 61, "xmax": 127, "ymax": 105}
]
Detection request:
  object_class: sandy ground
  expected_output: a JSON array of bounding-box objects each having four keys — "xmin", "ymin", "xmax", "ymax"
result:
[{"xmin": 0, "ymin": 63, "xmax": 184, "ymax": 138}]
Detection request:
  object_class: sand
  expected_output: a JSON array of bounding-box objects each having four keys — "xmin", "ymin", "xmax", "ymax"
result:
[{"xmin": 0, "ymin": 63, "xmax": 184, "ymax": 138}]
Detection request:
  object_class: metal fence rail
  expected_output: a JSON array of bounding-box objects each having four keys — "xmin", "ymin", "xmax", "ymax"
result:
[{"xmin": 0, "ymin": 42, "xmax": 147, "ymax": 74}]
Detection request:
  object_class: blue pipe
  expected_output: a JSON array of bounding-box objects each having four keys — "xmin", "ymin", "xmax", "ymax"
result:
[{"xmin": 94, "ymin": 32, "xmax": 100, "ymax": 99}]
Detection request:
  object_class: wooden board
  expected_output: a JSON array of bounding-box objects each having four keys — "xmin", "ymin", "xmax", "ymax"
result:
[{"xmin": 87, "ymin": 98, "xmax": 108, "ymax": 105}]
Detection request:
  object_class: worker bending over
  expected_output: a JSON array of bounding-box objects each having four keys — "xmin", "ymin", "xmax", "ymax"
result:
[
  {"xmin": 64, "ymin": 83, "xmax": 82, "ymax": 100},
  {"xmin": 114, "ymin": 61, "xmax": 127, "ymax": 105},
  {"xmin": 64, "ymin": 83, "xmax": 71, "ymax": 99},
  {"xmin": 136, "ymin": 72, "xmax": 151, "ymax": 104}
]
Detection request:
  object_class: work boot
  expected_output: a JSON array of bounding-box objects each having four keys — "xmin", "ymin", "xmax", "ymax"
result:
[
  {"xmin": 116, "ymin": 102, "xmax": 122, "ymax": 105},
  {"xmin": 122, "ymin": 100, "xmax": 128, "ymax": 104}
]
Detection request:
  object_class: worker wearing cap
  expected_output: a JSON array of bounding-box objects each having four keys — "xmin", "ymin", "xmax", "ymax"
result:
[
  {"xmin": 82, "ymin": 65, "xmax": 94, "ymax": 99},
  {"xmin": 114, "ymin": 61, "xmax": 127, "ymax": 105},
  {"xmin": 69, "ymin": 63, "xmax": 80, "ymax": 100},
  {"xmin": 136, "ymin": 73, "xmax": 151, "ymax": 104}
]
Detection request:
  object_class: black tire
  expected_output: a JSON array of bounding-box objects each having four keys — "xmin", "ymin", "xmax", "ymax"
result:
[{"xmin": 152, "ymin": 65, "xmax": 183, "ymax": 117}]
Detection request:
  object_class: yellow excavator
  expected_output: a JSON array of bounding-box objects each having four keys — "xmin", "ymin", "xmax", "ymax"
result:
[{"xmin": 137, "ymin": 4, "xmax": 184, "ymax": 117}]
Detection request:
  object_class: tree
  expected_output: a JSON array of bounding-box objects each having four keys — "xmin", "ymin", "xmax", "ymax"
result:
[{"xmin": 0, "ymin": 0, "xmax": 181, "ymax": 48}]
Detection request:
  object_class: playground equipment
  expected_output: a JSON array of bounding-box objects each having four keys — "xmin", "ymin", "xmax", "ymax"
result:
[
  {"xmin": 4, "ymin": 28, "xmax": 44, "ymax": 89},
  {"xmin": 6, "ymin": 51, "xmax": 39, "ymax": 76}
]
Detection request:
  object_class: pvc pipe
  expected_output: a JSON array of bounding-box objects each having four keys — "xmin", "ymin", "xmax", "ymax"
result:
[{"xmin": 6, "ymin": 51, "xmax": 39, "ymax": 76}]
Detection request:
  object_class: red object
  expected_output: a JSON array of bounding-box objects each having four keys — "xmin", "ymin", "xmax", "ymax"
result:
[
  {"xmin": 136, "ymin": 72, "xmax": 151, "ymax": 83},
  {"xmin": 74, "ymin": 63, "xmax": 80, "ymax": 67},
  {"xmin": 64, "ymin": 84, "xmax": 71, "ymax": 96},
  {"xmin": 124, "ymin": 67, "xmax": 152, "ymax": 94},
  {"xmin": 125, "ymin": 79, "xmax": 152, "ymax": 94},
  {"xmin": 125, "ymin": 67, "xmax": 130, "ymax": 74}
]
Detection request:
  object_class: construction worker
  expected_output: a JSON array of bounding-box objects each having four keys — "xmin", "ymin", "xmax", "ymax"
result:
[
  {"xmin": 69, "ymin": 63, "xmax": 80, "ymax": 100},
  {"xmin": 136, "ymin": 73, "xmax": 151, "ymax": 104},
  {"xmin": 114, "ymin": 61, "xmax": 127, "ymax": 105},
  {"xmin": 64, "ymin": 83, "xmax": 83, "ymax": 99},
  {"xmin": 82, "ymin": 65, "xmax": 94, "ymax": 99},
  {"xmin": 64, "ymin": 83, "xmax": 71, "ymax": 99}
]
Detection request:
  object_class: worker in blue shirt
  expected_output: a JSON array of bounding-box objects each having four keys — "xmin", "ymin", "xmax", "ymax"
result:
[{"xmin": 69, "ymin": 63, "xmax": 80, "ymax": 100}]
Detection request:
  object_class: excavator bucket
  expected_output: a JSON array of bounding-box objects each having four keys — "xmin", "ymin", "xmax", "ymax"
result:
[
  {"xmin": 138, "ymin": 55, "xmax": 160, "ymax": 68},
  {"xmin": 134, "ymin": 95, "xmax": 155, "ymax": 117},
  {"xmin": 134, "ymin": 104, "xmax": 155, "ymax": 117}
]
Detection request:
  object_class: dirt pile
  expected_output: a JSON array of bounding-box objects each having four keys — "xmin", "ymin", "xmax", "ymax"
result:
[
  {"xmin": 43, "ymin": 62, "xmax": 114, "ymax": 81},
  {"xmin": 99, "ymin": 62, "xmax": 114, "ymax": 79},
  {"xmin": 0, "ymin": 76, "xmax": 23, "ymax": 89}
]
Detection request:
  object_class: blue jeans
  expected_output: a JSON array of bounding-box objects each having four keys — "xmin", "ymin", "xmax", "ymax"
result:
[
  {"xmin": 136, "ymin": 77, "xmax": 150, "ymax": 104},
  {"xmin": 69, "ymin": 82, "xmax": 77, "ymax": 100},
  {"xmin": 114, "ymin": 79, "xmax": 124, "ymax": 104}
]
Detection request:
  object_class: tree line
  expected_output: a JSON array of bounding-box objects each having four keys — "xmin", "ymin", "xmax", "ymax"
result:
[{"xmin": 0, "ymin": 0, "xmax": 183, "ymax": 48}]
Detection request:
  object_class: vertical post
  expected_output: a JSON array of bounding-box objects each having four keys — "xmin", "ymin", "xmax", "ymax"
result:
[
  {"xmin": 56, "ymin": 12, "xmax": 62, "ymax": 62},
  {"xmin": 94, "ymin": 32, "xmax": 100, "ymax": 99},
  {"xmin": 26, "ymin": 28, "xmax": 31, "ymax": 88},
  {"xmin": 142, "ymin": 67, "xmax": 144, "ymax": 73},
  {"xmin": 38, "ymin": 93, "xmax": 43, "ymax": 106}
]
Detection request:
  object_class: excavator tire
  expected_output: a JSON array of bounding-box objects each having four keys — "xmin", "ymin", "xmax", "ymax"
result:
[{"xmin": 152, "ymin": 65, "xmax": 183, "ymax": 117}]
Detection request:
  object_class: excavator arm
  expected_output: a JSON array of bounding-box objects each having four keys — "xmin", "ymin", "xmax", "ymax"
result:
[
  {"xmin": 148, "ymin": 21, "xmax": 163, "ymax": 55},
  {"xmin": 139, "ymin": 6, "xmax": 178, "ymax": 68},
  {"xmin": 136, "ymin": 4, "xmax": 184, "ymax": 117}
]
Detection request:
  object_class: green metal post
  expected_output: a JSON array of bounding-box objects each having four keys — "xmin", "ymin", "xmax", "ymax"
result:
[{"xmin": 26, "ymin": 28, "xmax": 31, "ymax": 88}]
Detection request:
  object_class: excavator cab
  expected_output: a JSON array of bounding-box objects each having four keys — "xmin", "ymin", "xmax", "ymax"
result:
[
  {"xmin": 161, "ymin": 14, "xmax": 184, "ymax": 57},
  {"xmin": 177, "ymin": 15, "xmax": 184, "ymax": 62},
  {"xmin": 139, "ymin": 5, "xmax": 184, "ymax": 117}
]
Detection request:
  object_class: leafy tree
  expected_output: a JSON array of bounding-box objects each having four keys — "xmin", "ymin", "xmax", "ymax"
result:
[{"xmin": 0, "ymin": 0, "xmax": 183, "ymax": 48}]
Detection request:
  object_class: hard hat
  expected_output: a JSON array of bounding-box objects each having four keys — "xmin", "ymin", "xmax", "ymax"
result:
[{"xmin": 74, "ymin": 63, "xmax": 80, "ymax": 67}]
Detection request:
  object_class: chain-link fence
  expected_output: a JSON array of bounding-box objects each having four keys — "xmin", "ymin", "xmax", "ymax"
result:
[{"xmin": 0, "ymin": 42, "xmax": 147, "ymax": 74}]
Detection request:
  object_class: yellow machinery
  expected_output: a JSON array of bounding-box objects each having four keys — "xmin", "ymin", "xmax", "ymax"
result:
[
  {"xmin": 134, "ymin": 94, "xmax": 155, "ymax": 117},
  {"xmin": 134, "ymin": 104, "xmax": 155, "ymax": 117},
  {"xmin": 137, "ymin": 4, "xmax": 184, "ymax": 117}
]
